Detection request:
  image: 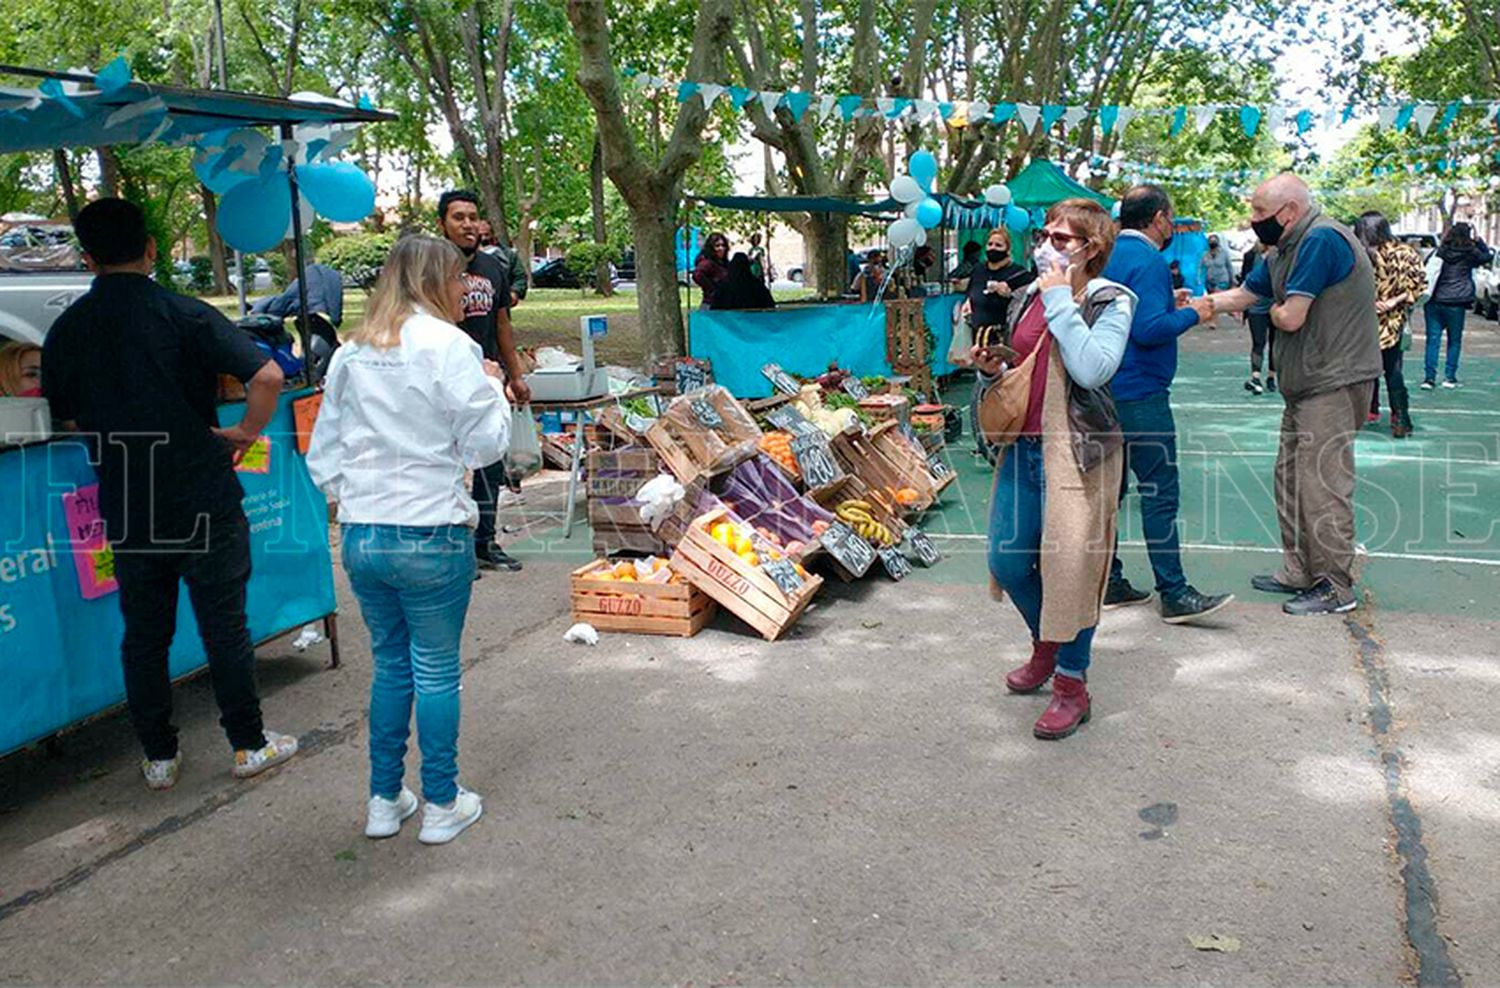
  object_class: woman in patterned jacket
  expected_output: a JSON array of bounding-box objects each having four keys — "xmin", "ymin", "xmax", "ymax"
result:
[{"xmin": 1354, "ymin": 211, "xmax": 1427, "ymax": 438}]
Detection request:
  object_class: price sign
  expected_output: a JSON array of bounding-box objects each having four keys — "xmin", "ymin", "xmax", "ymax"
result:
[
  {"xmin": 690, "ymin": 397, "xmax": 724, "ymax": 430},
  {"xmin": 761, "ymin": 556, "xmax": 805, "ymax": 596},
  {"xmin": 675, "ymin": 359, "xmax": 709, "ymax": 395},
  {"xmin": 791, "ymin": 433, "xmax": 841, "ymax": 489},
  {"xmin": 821, "ymin": 521, "xmax": 875, "ymax": 576},
  {"xmin": 906, "ymin": 526, "xmax": 942, "ymax": 567},
  {"xmin": 624, "ymin": 411, "xmax": 654, "ymax": 434},
  {"xmin": 927, "ymin": 453, "xmax": 953, "ymax": 480},
  {"xmin": 879, "ymin": 546, "xmax": 912, "ymax": 581},
  {"xmin": 766, "ymin": 404, "xmax": 822, "ymax": 438},
  {"xmin": 761, "ymin": 362, "xmax": 801, "ymax": 396},
  {"xmin": 841, "ymin": 377, "xmax": 871, "ymax": 400}
]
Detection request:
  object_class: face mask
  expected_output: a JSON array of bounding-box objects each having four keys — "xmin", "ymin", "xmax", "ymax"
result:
[
  {"xmin": 1252, "ymin": 211, "xmax": 1285, "ymax": 247},
  {"xmin": 986, "ymin": 248, "xmax": 1007, "ymax": 263},
  {"xmin": 1034, "ymin": 242, "xmax": 1072, "ymax": 274},
  {"xmin": 1159, "ymin": 216, "xmax": 1174, "ymax": 250}
]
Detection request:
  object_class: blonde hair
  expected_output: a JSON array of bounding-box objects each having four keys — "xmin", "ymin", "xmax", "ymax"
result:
[
  {"xmin": 348, "ymin": 235, "xmax": 466, "ymax": 348},
  {"xmin": 0, "ymin": 341, "xmax": 42, "ymax": 396},
  {"xmin": 1046, "ymin": 198, "xmax": 1117, "ymax": 279}
]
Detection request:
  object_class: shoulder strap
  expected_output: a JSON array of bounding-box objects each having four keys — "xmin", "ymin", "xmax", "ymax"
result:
[{"xmin": 1081, "ymin": 285, "xmax": 1125, "ymax": 327}]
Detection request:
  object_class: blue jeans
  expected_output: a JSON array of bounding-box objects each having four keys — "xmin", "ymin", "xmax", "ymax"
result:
[
  {"xmin": 342, "ymin": 524, "xmax": 476, "ymax": 806},
  {"xmin": 987, "ymin": 437, "xmax": 1096, "ymax": 675},
  {"xmin": 1108, "ymin": 392, "xmax": 1189, "ymax": 599},
  {"xmin": 1423, "ymin": 303, "xmax": 1466, "ymax": 383}
]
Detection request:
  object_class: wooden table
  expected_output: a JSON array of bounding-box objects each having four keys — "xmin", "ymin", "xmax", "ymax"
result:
[{"xmin": 528, "ymin": 386, "xmax": 660, "ymax": 538}]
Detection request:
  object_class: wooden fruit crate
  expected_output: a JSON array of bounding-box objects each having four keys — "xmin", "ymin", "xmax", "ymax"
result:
[
  {"xmin": 884, "ymin": 298, "xmax": 932, "ymax": 396},
  {"xmin": 570, "ymin": 560, "xmax": 717, "ymax": 637},
  {"xmin": 588, "ymin": 500, "xmax": 668, "ymax": 556},
  {"xmin": 670, "ymin": 508, "xmax": 823, "ymax": 642},
  {"xmin": 869, "ymin": 422, "xmax": 957, "ymax": 498},
  {"xmin": 831, "ymin": 422, "xmax": 937, "ymax": 514},
  {"xmin": 858, "ymin": 393, "xmax": 910, "ymax": 427}
]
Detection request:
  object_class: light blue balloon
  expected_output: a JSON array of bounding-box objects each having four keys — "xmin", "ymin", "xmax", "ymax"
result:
[
  {"xmin": 295, "ymin": 161, "xmax": 377, "ymax": 223},
  {"xmin": 217, "ymin": 174, "xmax": 292, "ymax": 253},
  {"xmin": 193, "ymin": 152, "xmax": 253, "ymax": 195},
  {"xmin": 1004, "ymin": 204, "xmax": 1030, "ymax": 233},
  {"xmin": 908, "ymin": 150, "xmax": 938, "ymax": 191},
  {"xmin": 915, "ymin": 197, "xmax": 943, "ymax": 230}
]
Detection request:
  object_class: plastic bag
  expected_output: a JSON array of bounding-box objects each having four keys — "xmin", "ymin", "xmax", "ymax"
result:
[
  {"xmin": 505, "ymin": 404, "xmax": 544, "ymax": 478},
  {"xmin": 634, "ymin": 473, "xmax": 686, "ymax": 530}
]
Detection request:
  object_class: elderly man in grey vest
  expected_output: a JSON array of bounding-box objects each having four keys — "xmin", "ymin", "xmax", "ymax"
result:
[{"xmin": 1201, "ymin": 174, "xmax": 1382, "ymax": 616}]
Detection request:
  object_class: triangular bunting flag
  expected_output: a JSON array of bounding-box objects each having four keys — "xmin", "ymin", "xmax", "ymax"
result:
[
  {"xmin": 938, "ymin": 102, "xmax": 954, "ymax": 120},
  {"xmin": 1115, "ymin": 107, "xmax": 1137, "ymax": 135},
  {"xmin": 1016, "ymin": 103, "xmax": 1041, "ymax": 132},
  {"xmin": 728, "ymin": 86, "xmax": 754, "ymax": 109},
  {"xmin": 1168, "ymin": 106, "xmax": 1185, "ymax": 136},
  {"xmin": 1062, "ymin": 106, "xmax": 1089, "ymax": 133},
  {"xmin": 838, "ymin": 95, "xmax": 863, "ymax": 121},
  {"xmin": 1265, "ymin": 106, "xmax": 1285, "ymax": 133},
  {"xmin": 1100, "ymin": 105, "xmax": 1121, "ymax": 135},
  {"xmin": 698, "ymin": 84, "xmax": 725, "ymax": 108},
  {"xmin": 37, "ymin": 78, "xmax": 84, "ymax": 118},
  {"xmin": 1322, "ymin": 107, "xmax": 1338, "ymax": 130},
  {"xmin": 914, "ymin": 99, "xmax": 938, "ymax": 119},
  {"xmin": 1394, "ymin": 104, "xmax": 1415, "ymax": 131},
  {"xmin": 969, "ymin": 100, "xmax": 990, "ymax": 122},
  {"xmin": 818, "ymin": 94, "xmax": 838, "ymax": 121},
  {"xmin": 104, "ymin": 94, "xmax": 166, "ymax": 129},
  {"xmin": 1412, "ymin": 104, "xmax": 1439, "ymax": 134},
  {"xmin": 95, "ymin": 56, "xmax": 132, "ymax": 94},
  {"xmin": 889, "ymin": 97, "xmax": 913, "ymax": 118},
  {"xmin": 759, "ymin": 91, "xmax": 784, "ymax": 117},
  {"xmin": 992, "ymin": 102, "xmax": 1016, "ymax": 124},
  {"xmin": 1436, "ymin": 101, "xmax": 1461, "ymax": 133},
  {"xmin": 1295, "ymin": 109, "xmax": 1313, "ymax": 135},
  {"xmin": 1376, "ymin": 104, "xmax": 1400, "ymax": 129},
  {"xmin": 1194, "ymin": 105, "xmax": 1217, "ymax": 134},
  {"xmin": 875, "ymin": 96, "xmax": 896, "ymax": 117},
  {"xmin": 632, "ymin": 73, "xmax": 653, "ymax": 90},
  {"xmin": 1041, "ymin": 104, "xmax": 1067, "ymax": 130},
  {"xmin": 784, "ymin": 91, "xmax": 813, "ymax": 121},
  {"xmin": 676, "ymin": 81, "xmax": 700, "ymax": 103},
  {"xmin": 1239, "ymin": 106, "xmax": 1262, "ymax": 137}
]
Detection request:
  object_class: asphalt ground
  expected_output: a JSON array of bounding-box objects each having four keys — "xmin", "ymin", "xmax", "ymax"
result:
[{"xmin": 0, "ymin": 313, "xmax": 1495, "ymax": 984}]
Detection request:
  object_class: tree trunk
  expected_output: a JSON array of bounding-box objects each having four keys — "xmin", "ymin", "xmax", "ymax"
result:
[
  {"xmin": 590, "ymin": 133, "xmax": 614, "ymax": 297},
  {"xmin": 97, "ymin": 147, "xmax": 121, "ymax": 197},
  {"xmin": 805, "ymin": 212, "xmax": 849, "ymax": 297},
  {"xmin": 53, "ymin": 150, "xmax": 80, "ymax": 220},
  {"xmin": 632, "ymin": 202, "xmax": 687, "ymax": 363},
  {"xmin": 198, "ymin": 183, "xmax": 232, "ymax": 295}
]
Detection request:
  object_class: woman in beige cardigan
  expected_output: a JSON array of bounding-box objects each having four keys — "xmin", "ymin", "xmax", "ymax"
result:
[{"xmin": 972, "ymin": 199, "xmax": 1134, "ymax": 740}]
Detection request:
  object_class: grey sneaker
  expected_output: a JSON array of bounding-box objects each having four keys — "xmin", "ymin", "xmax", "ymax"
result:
[
  {"xmin": 232, "ymin": 730, "xmax": 299, "ymax": 779},
  {"xmin": 142, "ymin": 753, "xmax": 182, "ymax": 791},
  {"xmin": 366, "ymin": 787, "xmax": 420, "ymax": 838},
  {"xmin": 1282, "ymin": 578, "xmax": 1357, "ymax": 616},
  {"xmin": 419, "ymin": 786, "xmax": 483, "ymax": 845},
  {"xmin": 1160, "ymin": 588, "xmax": 1235, "ymax": 624},
  {"xmin": 1103, "ymin": 578, "xmax": 1154, "ymax": 609}
]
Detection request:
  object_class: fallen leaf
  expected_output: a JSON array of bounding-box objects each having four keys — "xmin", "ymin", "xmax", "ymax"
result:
[
  {"xmin": 1189, "ymin": 934, "xmax": 1241, "ymax": 953},
  {"xmin": 334, "ymin": 849, "xmax": 357, "ymax": 862},
  {"xmin": 861, "ymin": 620, "xmax": 883, "ymax": 629}
]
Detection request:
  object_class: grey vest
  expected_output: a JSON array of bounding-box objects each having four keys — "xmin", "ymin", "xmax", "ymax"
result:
[{"xmin": 1267, "ymin": 208, "xmax": 1382, "ymax": 399}]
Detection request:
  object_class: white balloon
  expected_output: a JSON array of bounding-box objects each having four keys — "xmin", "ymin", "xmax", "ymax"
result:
[
  {"xmin": 890, "ymin": 174, "xmax": 924, "ymax": 204},
  {"xmin": 888, "ymin": 217, "xmax": 922, "ymax": 247},
  {"xmin": 904, "ymin": 200, "xmax": 921, "ymax": 219},
  {"xmin": 984, "ymin": 183, "xmax": 1012, "ymax": 207}
]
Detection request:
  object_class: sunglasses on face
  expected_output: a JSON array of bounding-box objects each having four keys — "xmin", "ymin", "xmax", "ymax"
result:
[{"xmin": 1041, "ymin": 228, "xmax": 1088, "ymax": 250}]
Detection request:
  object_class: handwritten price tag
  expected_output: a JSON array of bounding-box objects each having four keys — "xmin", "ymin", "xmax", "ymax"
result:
[{"xmin": 235, "ymin": 435, "xmax": 272, "ymax": 474}]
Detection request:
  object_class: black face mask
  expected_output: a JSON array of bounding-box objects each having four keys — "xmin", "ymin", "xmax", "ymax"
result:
[
  {"xmin": 986, "ymin": 248, "xmax": 1008, "ymax": 263},
  {"xmin": 1252, "ymin": 212, "xmax": 1285, "ymax": 247}
]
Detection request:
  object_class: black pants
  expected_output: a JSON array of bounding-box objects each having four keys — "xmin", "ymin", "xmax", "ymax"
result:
[
  {"xmin": 472, "ymin": 462, "xmax": 511, "ymax": 548},
  {"xmin": 1370, "ymin": 345, "xmax": 1411, "ymax": 426},
  {"xmin": 113, "ymin": 509, "xmax": 265, "ymax": 760},
  {"xmin": 1248, "ymin": 312, "xmax": 1275, "ymax": 376}
]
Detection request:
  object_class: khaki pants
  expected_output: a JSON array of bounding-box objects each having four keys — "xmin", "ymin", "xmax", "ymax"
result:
[{"xmin": 1274, "ymin": 380, "xmax": 1375, "ymax": 599}]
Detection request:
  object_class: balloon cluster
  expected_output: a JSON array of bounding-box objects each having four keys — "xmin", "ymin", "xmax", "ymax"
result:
[
  {"xmin": 193, "ymin": 103, "xmax": 377, "ymax": 254},
  {"xmin": 887, "ymin": 152, "xmax": 1029, "ymax": 250}
]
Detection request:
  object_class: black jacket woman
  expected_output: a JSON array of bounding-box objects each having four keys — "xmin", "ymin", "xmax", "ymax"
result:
[{"xmin": 1423, "ymin": 223, "xmax": 1493, "ymax": 388}]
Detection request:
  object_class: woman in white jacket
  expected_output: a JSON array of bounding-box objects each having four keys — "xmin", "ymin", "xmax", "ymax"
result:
[{"xmin": 307, "ymin": 236, "xmax": 510, "ymax": 845}]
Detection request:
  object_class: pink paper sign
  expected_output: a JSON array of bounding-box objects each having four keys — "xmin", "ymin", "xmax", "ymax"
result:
[{"xmin": 61, "ymin": 484, "xmax": 119, "ymax": 600}]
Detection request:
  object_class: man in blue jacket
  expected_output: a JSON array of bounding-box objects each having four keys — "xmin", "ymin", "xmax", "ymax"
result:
[{"xmin": 1101, "ymin": 185, "xmax": 1234, "ymax": 623}]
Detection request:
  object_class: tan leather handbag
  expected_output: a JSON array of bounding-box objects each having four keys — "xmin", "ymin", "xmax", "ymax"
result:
[{"xmin": 976, "ymin": 343, "xmax": 1042, "ymax": 449}]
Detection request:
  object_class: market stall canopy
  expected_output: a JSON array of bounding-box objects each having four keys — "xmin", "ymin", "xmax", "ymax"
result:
[
  {"xmin": 693, "ymin": 194, "xmax": 902, "ymax": 216},
  {"xmin": 0, "ymin": 63, "xmax": 394, "ymax": 154},
  {"xmin": 1005, "ymin": 159, "xmax": 1114, "ymax": 210}
]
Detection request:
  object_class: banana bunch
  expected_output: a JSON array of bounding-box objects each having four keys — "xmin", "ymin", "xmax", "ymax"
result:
[{"xmin": 835, "ymin": 500, "xmax": 895, "ymax": 547}]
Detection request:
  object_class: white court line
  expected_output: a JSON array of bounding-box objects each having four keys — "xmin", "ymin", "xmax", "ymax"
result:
[
  {"xmin": 1174, "ymin": 450, "xmax": 1498, "ymax": 466},
  {"xmin": 928, "ymin": 534, "xmax": 1500, "ymax": 567},
  {"xmin": 1171, "ymin": 401, "xmax": 1500, "ymax": 417}
]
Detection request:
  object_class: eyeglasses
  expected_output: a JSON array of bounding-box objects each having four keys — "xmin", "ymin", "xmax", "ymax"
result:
[{"xmin": 1041, "ymin": 228, "xmax": 1089, "ymax": 249}]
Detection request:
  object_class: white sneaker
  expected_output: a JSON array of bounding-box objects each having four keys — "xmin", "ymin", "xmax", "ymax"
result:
[
  {"xmin": 232, "ymin": 730, "xmax": 299, "ymax": 779},
  {"xmin": 1442, "ymin": 380, "xmax": 1461, "ymax": 389},
  {"xmin": 365, "ymin": 786, "xmax": 419, "ymax": 838},
  {"xmin": 418, "ymin": 786, "xmax": 483, "ymax": 845},
  {"xmin": 497, "ymin": 489, "xmax": 526, "ymax": 508},
  {"xmin": 142, "ymin": 753, "xmax": 182, "ymax": 790}
]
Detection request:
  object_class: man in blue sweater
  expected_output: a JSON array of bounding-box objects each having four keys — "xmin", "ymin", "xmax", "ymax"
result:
[{"xmin": 1101, "ymin": 185, "xmax": 1234, "ymax": 623}]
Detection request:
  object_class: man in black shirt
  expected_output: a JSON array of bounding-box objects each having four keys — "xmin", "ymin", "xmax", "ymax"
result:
[
  {"xmin": 42, "ymin": 198, "xmax": 298, "ymax": 790},
  {"xmin": 438, "ymin": 190, "xmax": 528, "ymax": 572}
]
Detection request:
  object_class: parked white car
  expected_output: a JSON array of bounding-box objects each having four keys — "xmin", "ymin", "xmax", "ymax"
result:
[{"xmin": 1473, "ymin": 254, "xmax": 1500, "ymax": 318}]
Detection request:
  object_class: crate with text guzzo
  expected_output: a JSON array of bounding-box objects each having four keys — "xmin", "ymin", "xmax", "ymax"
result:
[
  {"xmin": 644, "ymin": 386, "xmax": 762, "ymax": 484},
  {"xmin": 570, "ymin": 558, "xmax": 717, "ymax": 637},
  {"xmin": 670, "ymin": 507, "xmax": 823, "ymax": 642}
]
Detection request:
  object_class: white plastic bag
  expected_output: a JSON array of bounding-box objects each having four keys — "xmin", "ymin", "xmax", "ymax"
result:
[
  {"xmin": 633, "ymin": 473, "xmax": 685, "ymax": 530},
  {"xmin": 505, "ymin": 404, "xmax": 544, "ymax": 478},
  {"xmin": 563, "ymin": 622, "xmax": 600, "ymax": 646}
]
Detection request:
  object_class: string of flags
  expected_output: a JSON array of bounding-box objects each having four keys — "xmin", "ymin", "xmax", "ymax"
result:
[{"xmin": 626, "ymin": 68, "xmax": 1500, "ymax": 141}]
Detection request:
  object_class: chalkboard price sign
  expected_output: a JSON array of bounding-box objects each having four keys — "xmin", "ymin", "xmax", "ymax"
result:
[
  {"xmin": 791, "ymin": 433, "xmax": 841, "ymax": 489},
  {"xmin": 878, "ymin": 546, "xmax": 912, "ymax": 581},
  {"xmin": 927, "ymin": 453, "xmax": 953, "ymax": 480},
  {"xmin": 761, "ymin": 363, "xmax": 802, "ymax": 396},
  {"xmin": 906, "ymin": 526, "xmax": 942, "ymax": 566},
  {"xmin": 760, "ymin": 556, "xmax": 804, "ymax": 596},
  {"xmin": 822, "ymin": 521, "xmax": 875, "ymax": 576},
  {"xmin": 675, "ymin": 359, "xmax": 709, "ymax": 395},
  {"xmin": 766, "ymin": 404, "xmax": 822, "ymax": 438},
  {"xmin": 690, "ymin": 397, "xmax": 724, "ymax": 430},
  {"xmin": 841, "ymin": 377, "xmax": 871, "ymax": 400}
]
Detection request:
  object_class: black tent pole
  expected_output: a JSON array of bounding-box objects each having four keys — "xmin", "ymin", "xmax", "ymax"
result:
[{"xmin": 280, "ymin": 122, "xmax": 314, "ymax": 384}]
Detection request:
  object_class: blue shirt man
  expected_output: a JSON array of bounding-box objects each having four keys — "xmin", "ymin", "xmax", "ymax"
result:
[{"xmin": 1099, "ymin": 184, "xmax": 1234, "ymax": 623}]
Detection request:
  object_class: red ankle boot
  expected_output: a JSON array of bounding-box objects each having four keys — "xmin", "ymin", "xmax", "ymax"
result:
[
  {"xmin": 1005, "ymin": 641, "xmax": 1058, "ymax": 694},
  {"xmin": 1033, "ymin": 673, "xmax": 1091, "ymax": 740}
]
